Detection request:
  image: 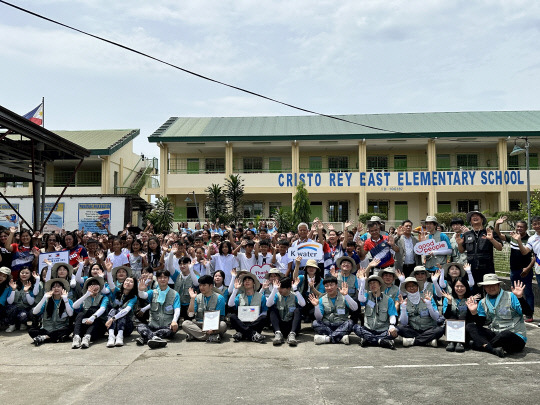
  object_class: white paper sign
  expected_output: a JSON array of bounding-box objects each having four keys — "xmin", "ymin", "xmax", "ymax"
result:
[
  {"xmin": 446, "ymin": 320, "xmax": 466, "ymax": 343},
  {"xmin": 288, "ymin": 242, "xmax": 323, "ymax": 266},
  {"xmin": 202, "ymin": 310, "xmax": 220, "ymax": 331},
  {"xmin": 238, "ymin": 306, "xmax": 260, "ymax": 322},
  {"xmin": 414, "ymin": 239, "xmax": 449, "ymax": 255},
  {"xmin": 38, "ymin": 251, "xmax": 70, "ymax": 272},
  {"xmin": 250, "ymin": 264, "xmax": 272, "ymax": 284}
]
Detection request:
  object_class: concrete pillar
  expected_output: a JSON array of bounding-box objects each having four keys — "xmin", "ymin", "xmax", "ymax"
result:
[
  {"xmin": 291, "ymin": 141, "xmax": 299, "ymax": 173},
  {"xmin": 225, "ymin": 142, "xmax": 233, "ymax": 176},
  {"xmin": 101, "ymin": 157, "xmax": 109, "ymax": 194},
  {"xmin": 159, "ymin": 143, "xmax": 168, "ymax": 197},
  {"xmin": 358, "ymin": 140, "xmax": 367, "ymax": 214},
  {"xmin": 498, "ymin": 138, "xmax": 509, "ymax": 211},
  {"xmin": 427, "ymin": 139, "xmax": 437, "ymax": 215}
]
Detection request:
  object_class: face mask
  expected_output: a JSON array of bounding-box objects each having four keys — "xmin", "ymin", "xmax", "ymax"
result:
[{"xmin": 408, "ymin": 291, "xmax": 421, "ymax": 305}]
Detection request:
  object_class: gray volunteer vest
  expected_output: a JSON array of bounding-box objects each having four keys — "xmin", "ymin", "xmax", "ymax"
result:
[
  {"xmin": 449, "ymin": 298, "xmax": 468, "ymax": 320},
  {"xmin": 364, "ymin": 293, "xmax": 391, "ymax": 332},
  {"xmin": 425, "ymin": 231, "xmax": 447, "ymax": 269},
  {"xmin": 83, "ymin": 293, "xmax": 107, "ymax": 321},
  {"xmin": 238, "ymin": 291, "xmax": 262, "ymax": 308},
  {"xmin": 338, "ymin": 273, "xmax": 358, "ymax": 297},
  {"xmin": 480, "ymin": 291, "xmax": 526, "ymax": 337},
  {"xmin": 42, "ymin": 299, "xmax": 70, "ymax": 331},
  {"xmin": 112, "ymin": 295, "xmax": 135, "ymax": 320},
  {"xmin": 322, "ymin": 292, "xmax": 349, "ymax": 323},
  {"xmin": 13, "ymin": 288, "xmax": 32, "ymax": 309},
  {"xmin": 384, "ymin": 284, "xmax": 399, "ymax": 300},
  {"xmin": 149, "ymin": 289, "xmax": 177, "ymax": 329},
  {"xmin": 276, "ymin": 293, "xmax": 297, "ymax": 322},
  {"xmin": 174, "ymin": 274, "xmax": 195, "ymax": 305},
  {"xmin": 195, "ymin": 292, "xmax": 219, "ymax": 321},
  {"xmin": 406, "ymin": 299, "xmax": 437, "ymax": 330}
]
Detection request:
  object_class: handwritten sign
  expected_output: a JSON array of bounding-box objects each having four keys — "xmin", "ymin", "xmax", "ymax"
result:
[
  {"xmin": 414, "ymin": 239, "xmax": 449, "ymax": 255},
  {"xmin": 250, "ymin": 264, "xmax": 272, "ymax": 284}
]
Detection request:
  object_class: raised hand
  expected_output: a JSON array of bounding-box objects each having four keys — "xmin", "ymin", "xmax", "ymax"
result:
[
  {"xmin": 61, "ymin": 289, "xmax": 68, "ymax": 299},
  {"xmin": 32, "ymin": 270, "xmax": 39, "ymax": 281},
  {"xmin": 495, "ymin": 216, "xmax": 507, "ymax": 225},
  {"xmin": 55, "ymin": 242, "xmax": 63, "ymax": 252},
  {"xmin": 104, "ymin": 258, "xmax": 113, "ymax": 273},
  {"xmin": 395, "ymin": 268, "xmax": 404, "ymax": 279},
  {"xmin": 45, "ymin": 290, "xmax": 54, "ymax": 298},
  {"xmin": 23, "ymin": 280, "xmax": 32, "ymax": 292},
  {"xmin": 188, "ymin": 287, "xmax": 197, "ymax": 299},
  {"xmin": 454, "ymin": 233, "xmax": 464, "ymax": 245},
  {"xmin": 483, "ymin": 228, "xmax": 494, "ymax": 240},
  {"xmin": 511, "ymin": 280, "xmax": 525, "ymax": 298},
  {"xmin": 44, "ymin": 258, "xmax": 52, "ymax": 266},
  {"xmin": 292, "ymin": 277, "xmax": 300, "ymax": 290},
  {"xmin": 368, "ymin": 258, "xmax": 381, "ymax": 268},
  {"xmin": 308, "ymin": 293, "xmax": 319, "ymax": 306},
  {"xmin": 396, "ymin": 225, "xmax": 404, "ymax": 237},
  {"xmin": 511, "ymin": 231, "xmax": 522, "ymax": 242},
  {"xmin": 441, "ymin": 290, "xmax": 452, "ymax": 303},
  {"xmin": 463, "ymin": 262, "xmax": 471, "ymax": 272},
  {"xmin": 231, "ymin": 268, "xmax": 237, "ymax": 277},
  {"xmin": 423, "ymin": 290, "xmax": 433, "ymax": 302},
  {"xmin": 262, "ymin": 280, "xmax": 270, "ymax": 290},
  {"xmin": 466, "ymin": 296, "xmax": 478, "ymax": 312},
  {"xmin": 9, "ymin": 279, "xmax": 17, "ymax": 290},
  {"xmin": 344, "ymin": 220, "xmax": 352, "ymax": 229},
  {"xmin": 356, "ymin": 267, "xmax": 367, "ymax": 280},
  {"xmin": 273, "ymin": 280, "xmax": 280, "ymax": 289},
  {"xmin": 330, "ymin": 265, "xmax": 338, "ymax": 277},
  {"xmin": 138, "ymin": 278, "xmax": 147, "ymax": 291},
  {"xmin": 295, "ymin": 255, "xmax": 302, "ymax": 265},
  {"xmin": 340, "ymin": 282, "xmax": 349, "ymax": 296},
  {"xmin": 398, "ymin": 294, "xmax": 407, "ymax": 307},
  {"xmin": 432, "ymin": 269, "xmax": 441, "ymax": 281},
  {"xmin": 234, "ymin": 278, "xmax": 242, "ymax": 290},
  {"xmin": 328, "ymin": 223, "xmax": 335, "ymax": 231},
  {"xmin": 388, "ymin": 234, "xmax": 395, "ymax": 246}
]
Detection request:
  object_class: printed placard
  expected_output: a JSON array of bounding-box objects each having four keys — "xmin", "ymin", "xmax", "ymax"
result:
[
  {"xmin": 288, "ymin": 242, "xmax": 323, "ymax": 266},
  {"xmin": 414, "ymin": 239, "xmax": 449, "ymax": 255},
  {"xmin": 42, "ymin": 203, "xmax": 65, "ymax": 233},
  {"xmin": 238, "ymin": 306, "xmax": 260, "ymax": 322},
  {"xmin": 202, "ymin": 310, "xmax": 220, "ymax": 331},
  {"xmin": 78, "ymin": 203, "xmax": 111, "ymax": 234},
  {"xmin": 38, "ymin": 251, "xmax": 70, "ymax": 272},
  {"xmin": 446, "ymin": 320, "xmax": 466, "ymax": 343},
  {"xmin": 250, "ymin": 264, "xmax": 273, "ymax": 284}
]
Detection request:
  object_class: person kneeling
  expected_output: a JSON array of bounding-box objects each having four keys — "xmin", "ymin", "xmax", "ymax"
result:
[
  {"xmin": 397, "ymin": 277, "xmax": 444, "ymax": 347},
  {"xmin": 228, "ymin": 273, "xmax": 268, "ymax": 343},
  {"xmin": 309, "ymin": 276, "xmax": 358, "ymax": 345},
  {"xmin": 466, "ymin": 275, "xmax": 530, "ymax": 358},
  {"xmin": 137, "ymin": 270, "xmax": 180, "ymax": 349},
  {"xmin": 267, "ymin": 277, "xmax": 305, "ymax": 346},
  {"xmin": 182, "ymin": 275, "xmax": 227, "ymax": 343},
  {"xmin": 353, "ymin": 272, "xmax": 398, "ymax": 349}
]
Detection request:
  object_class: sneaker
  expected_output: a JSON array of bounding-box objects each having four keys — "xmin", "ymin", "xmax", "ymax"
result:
[
  {"xmin": 430, "ymin": 339, "xmax": 438, "ymax": 348},
  {"xmin": 232, "ymin": 332, "xmax": 243, "ymax": 342},
  {"xmin": 148, "ymin": 336, "xmax": 167, "ymax": 349},
  {"xmin": 273, "ymin": 331, "xmax": 284, "ymax": 346},
  {"xmin": 206, "ymin": 334, "xmax": 221, "ymax": 343},
  {"xmin": 107, "ymin": 335, "xmax": 116, "ymax": 348},
  {"xmin": 314, "ymin": 335, "xmax": 327, "ymax": 345},
  {"xmin": 286, "ymin": 332, "xmax": 298, "ymax": 347},
  {"xmin": 379, "ymin": 339, "xmax": 396, "ymax": 350},
  {"xmin": 135, "ymin": 337, "xmax": 145, "ymax": 346},
  {"xmin": 81, "ymin": 335, "xmax": 91, "ymax": 349},
  {"xmin": 185, "ymin": 334, "xmax": 195, "ymax": 342},
  {"xmin": 492, "ymin": 347, "xmax": 505, "ymax": 358},
  {"xmin": 358, "ymin": 337, "xmax": 367, "ymax": 347},
  {"xmin": 341, "ymin": 335, "xmax": 350, "ymax": 345},
  {"xmin": 402, "ymin": 337, "xmax": 415, "ymax": 347},
  {"xmin": 33, "ymin": 335, "xmax": 47, "ymax": 346},
  {"xmin": 19, "ymin": 324, "xmax": 27, "ymax": 331},
  {"xmin": 72, "ymin": 335, "xmax": 82, "ymax": 349},
  {"xmin": 252, "ymin": 332, "xmax": 266, "ymax": 343},
  {"xmin": 115, "ymin": 336, "xmax": 124, "ymax": 347},
  {"xmin": 524, "ymin": 316, "xmax": 533, "ymax": 323},
  {"xmin": 455, "ymin": 343, "xmax": 465, "ymax": 353},
  {"xmin": 446, "ymin": 342, "xmax": 456, "ymax": 352},
  {"xmin": 5, "ymin": 325, "xmax": 16, "ymax": 333}
]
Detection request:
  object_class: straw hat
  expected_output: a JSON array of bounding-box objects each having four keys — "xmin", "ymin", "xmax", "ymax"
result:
[
  {"xmin": 239, "ymin": 272, "xmax": 261, "ymax": 291},
  {"xmin": 336, "ymin": 256, "xmax": 357, "ymax": 272},
  {"xmin": 45, "ymin": 277, "xmax": 70, "ymax": 292},
  {"xmin": 424, "ymin": 216, "xmax": 438, "ymax": 225},
  {"xmin": 51, "ymin": 262, "xmax": 74, "ymax": 279},
  {"xmin": 82, "ymin": 276, "xmax": 105, "ymax": 294},
  {"xmin": 112, "ymin": 266, "xmax": 133, "ymax": 281},
  {"xmin": 367, "ymin": 275, "xmax": 384, "ymax": 286},
  {"xmin": 400, "ymin": 277, "xmax": 420, "ymax": 295},
  {"xmin": 478, "ymin": 273, "xmax": 502, "ymax": 286},
  {"xmin": 305, "ymin": 259, "xmax": 319, "ymax": 269},
  {"xmin": 264, "ymin": 268, "xmax": 284, "ymax": 280},
  {"xmin": 466, "ymin": 210, "xmax": 487, "ymax": 225},
  {"xmin": 443, "ymin": 262, "xmax": 465, "ymax": 278}
]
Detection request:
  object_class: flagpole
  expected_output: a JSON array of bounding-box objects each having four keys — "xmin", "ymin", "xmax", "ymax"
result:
[{"xmin": 42, "ymin": 96, "xmax": 44, "ymax": 128}]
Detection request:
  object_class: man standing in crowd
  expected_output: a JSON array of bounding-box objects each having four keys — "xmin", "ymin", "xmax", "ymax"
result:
[
  {"xmin": 358, "ymin": 222, "xmax": 399, "ymax": 272},
  {"xmin": 449, "ymin": 217, "xmax": 468, "ymax": 264},
  {"xmin": 394, "ymin": 219, "xmax": 421, "ymax": 277},
  {"xmin": 494, "ymin": 216, "xmax": 534, "ymax": 322},
  {"xmin": 421, "ymin": 216, "xmax": 452, "ymax": 272},
  {"xmin": 456, "ymin": 211, "xmax": 502, "ymax": 293}
]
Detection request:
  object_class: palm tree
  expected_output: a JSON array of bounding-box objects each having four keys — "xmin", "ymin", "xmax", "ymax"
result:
[
  {"xmin": 205, "ymin": 183, "xmax": 226, "ymax": 223},
  {"xmin": 146, "ymin": 196, "xmax": 174, "ymax": 234},
  {"xmin": 224, "ymin": 174, "xmax": 244, "ymax": 225}
]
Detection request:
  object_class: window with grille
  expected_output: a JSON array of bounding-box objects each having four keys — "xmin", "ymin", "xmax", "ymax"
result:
[
  {"xmin": 394, "ymin": 155, "xmax": 407, "ymax": 171},
  {"xmin": 328, "ymin": 156, "xmax": 349, "ymax": 172},
  {"xmin": 457, "ymin": 200, "xmax": 479, "ymax": 213},
  {"xmin": 243, "ymin": 157, "xmax": 263, "ymax": 173},
  {"xmin": 205, "ymin": 158, "xmax": 225, "ymax": 173},
  {"xmin": 328, "ymin": 201, "xmax": 349, "ymax": 222},
  {"xmin": 367, "ymin": 156, "xmax": 388, "ymax": 171},
  {"xmin": 456, "ymin": 154, "xmax": 478, "ymax": 169}
]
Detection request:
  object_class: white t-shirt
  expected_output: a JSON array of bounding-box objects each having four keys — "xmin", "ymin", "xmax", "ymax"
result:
[
  {"xmin": 236, "ymin": 252, "xmax": 256, "ymax": 271},
  {"xmin": 274, "ymin": 253, "xmax": 292, "ymax": 274},
  {"xmin": 257, "ymin": 253, "xmax": 273, "ymax": 266},
  {"xmin": 107, "ymin": 252, "xmax": 129, "ymax": 268},
  {"xmin": 526, "ymin": 233, "xmax": 540, "ymax": 274}
]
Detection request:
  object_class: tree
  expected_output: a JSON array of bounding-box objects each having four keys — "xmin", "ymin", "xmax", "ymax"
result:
[
  {"xmin": 205, "ymin": 183, "xmax": 226, "ymax": 223},
  {"xmin": 293, "ymin": 182, "xmax": 311, "ymax": 226},
  {"xmin": 224, "ymin": 174, "xmax": 244, "ymax": 225},
  {"xmin": 146, "ymin": 196, "xmax": 174, "ymax": 234},
  {"xmin": 272, "ymin": 207, "xmax": 295, "ymax": 234}
]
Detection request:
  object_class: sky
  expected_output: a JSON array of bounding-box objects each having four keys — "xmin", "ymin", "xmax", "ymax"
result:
[{"xmin": 1, "ymin": 0, "xmax": 540, "ymax": 159}]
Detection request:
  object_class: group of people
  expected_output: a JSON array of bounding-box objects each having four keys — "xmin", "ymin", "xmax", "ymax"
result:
[{"xmin": 0, "ymin": 211, "xmax": 535, "ymax": 357}]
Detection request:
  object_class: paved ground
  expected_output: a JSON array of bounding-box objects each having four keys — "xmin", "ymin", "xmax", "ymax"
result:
[{"xmin": 1, "ymin": 321, "xmax": 540, "ymax": 405}]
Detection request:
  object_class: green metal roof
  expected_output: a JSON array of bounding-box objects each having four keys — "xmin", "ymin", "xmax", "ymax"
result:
[
  {"xmin": 55, "ymin": 129, "xmax": 140, "ymax": 155},
  {"xmin": 148, "ymin": 111, "xmax": 540, "ymax": 143}
]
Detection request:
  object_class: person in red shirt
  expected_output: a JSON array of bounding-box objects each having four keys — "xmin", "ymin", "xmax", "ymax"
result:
[
  {"xmin": 358, "ymin": 223, "xmax": 399, "ymax": 271},
  {"xmin": 63, "ymin": 232, "xmax": 88, "ymax": 267},
  {"xmin": 4, "ymin": 227, "xmax": 38, "ymax": 281}
]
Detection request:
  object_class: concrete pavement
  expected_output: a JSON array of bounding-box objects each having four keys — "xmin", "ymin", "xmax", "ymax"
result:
[{"xmin": 1, "ymin": 322, "xmax": 540, "ymax": 405}]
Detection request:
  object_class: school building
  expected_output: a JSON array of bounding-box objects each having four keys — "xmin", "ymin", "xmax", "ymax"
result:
[
  {"xmin": 147, "ymin": 111, "xmax": 540, "ymax": 226},
  {"xmin": 1, "ymin": 129, "xmax": 157, "ymax": 232}
]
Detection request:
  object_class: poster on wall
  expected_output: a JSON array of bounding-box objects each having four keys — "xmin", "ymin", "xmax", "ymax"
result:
[
  {"xmin": 0, "ymin": 203, "xmax": 20, "ymax": 229},
  {"xmin": 37, "ymin": 203, "xmax": 65, "ymax": 233},
  {"xmin": 78, "ymin": 203, "xmax": 111, "ymax": 234}
]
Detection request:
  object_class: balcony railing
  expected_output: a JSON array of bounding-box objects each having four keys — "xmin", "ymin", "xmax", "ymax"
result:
[{"xmin": 47, "ymin": 170, "xmax": 102, "ymax": 187}]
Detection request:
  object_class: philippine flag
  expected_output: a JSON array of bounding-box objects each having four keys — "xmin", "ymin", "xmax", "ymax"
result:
[{"xmin": 23, "ymin": 103, "xmax": 43, "ymax": 126}]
